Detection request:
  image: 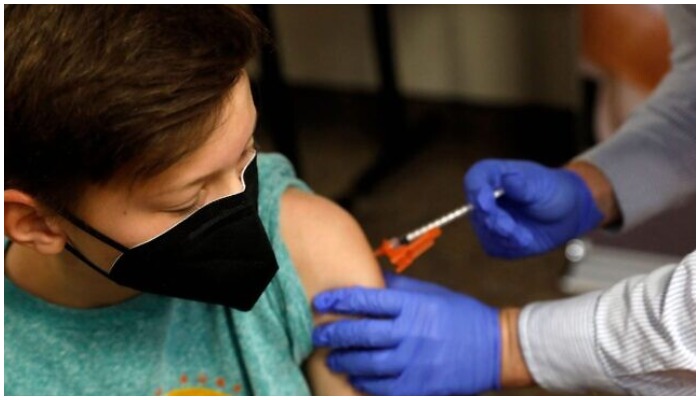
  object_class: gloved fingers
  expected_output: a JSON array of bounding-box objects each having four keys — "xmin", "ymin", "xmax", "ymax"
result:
[
  {"xmin": 466, "ymin": 159, "xmax": 550, "ymax": 207},
  {"xmin": 327, "ymin": 348, "xmax": 404, "ymax": 377},
  {"xmin": 472, "ymin": 186, "xmax": 518, "ymax": 229},
  {"xmin": 484, "ymin": 206, "xmax": 516, "ymax": 238},
  {"xmin": 501, "ymin": 171, "xmax": 537, "ymax": 204},
  {"xmin": 313, "ymin": 287, "xmax": 404, "ymax": 317},
  {"xmin": 464, "ymin": 161, "xmax": 505, "ymax": 213},
  {"xmin": 480, "ymin": 205, "xmax": 538, "ymax": 251},
  {"xmin": 383, "ymin": 271, "xmax": 451, "ymax": 296},
  {"xmin": 313, "ymin": 319, "xmax": 399, "ymax": 349},
  {"xmin": 476, "ymin": 187, "xmax": 499, "ymax": 213},
  {"xmin": 472, "ymin": 205, "xmax": 519, "ymax": 245},
  {"xmin": 464, "ymin": 159, "xmax": 505, "ymax": 197},
  {"xmin": 349, "ymin": 376, "xmax": 401, "ymax": 396},
  {"xmin": 470, "ymin": 215, "xmax": 528, "ymax": 259},
  {"xmin": 507, "ymin": 222, "xmax": 535, "ymax": 249}
]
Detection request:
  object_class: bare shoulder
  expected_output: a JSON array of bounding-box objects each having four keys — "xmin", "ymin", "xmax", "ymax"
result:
[
  {"xmin": 279, "ymin": 188, "xmax": 384, "ymax": 308},
  {"xmin": 280, "ymin": 188, "xmax": 384, "ymax": 395}
]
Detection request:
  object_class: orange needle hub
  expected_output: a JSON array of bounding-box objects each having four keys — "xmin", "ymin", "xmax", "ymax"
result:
[{"xmin": 375, "ymin": 227, "xmax": 443, "ymax": 273}]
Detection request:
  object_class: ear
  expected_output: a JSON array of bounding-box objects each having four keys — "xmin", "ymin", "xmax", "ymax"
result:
[{"xmin": 4, "ymin": 189, "xmax": 67, "ymax": 255}]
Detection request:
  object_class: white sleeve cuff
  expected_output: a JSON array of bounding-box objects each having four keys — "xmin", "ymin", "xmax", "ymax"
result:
[{"xmin": 518, "ymin": 292, "xmax": 622, "ymax": 394}]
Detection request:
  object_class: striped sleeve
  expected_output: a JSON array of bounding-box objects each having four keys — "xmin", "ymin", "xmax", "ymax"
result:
[{"xmin": 519, "ymin": 251, "xmax": 696, "ymax": 395}]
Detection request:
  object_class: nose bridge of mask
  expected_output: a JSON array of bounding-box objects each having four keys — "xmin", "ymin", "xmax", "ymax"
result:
[
  {"xmin": 196, "ymin": 150, "xmax": 257, "ymax": 211},
  {"xmin": 238, "ymin": 150, "xmax": 256, "ymax": 192},
  {"xmin": 62, "ymin": 153, "xmax": 259, "ymax": 260},
  {"xmin": 218, "ymin": 149, "xmax": 256, "ymax": 199}
]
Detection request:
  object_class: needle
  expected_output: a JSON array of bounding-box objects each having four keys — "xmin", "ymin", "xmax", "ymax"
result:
[
  {"xmin": 375, "ymin": 189, "xmax": 505, "ymax": 273},
  {"xmin": 399, "ymin": 188, "xmax": 505, "ymax": 244}
]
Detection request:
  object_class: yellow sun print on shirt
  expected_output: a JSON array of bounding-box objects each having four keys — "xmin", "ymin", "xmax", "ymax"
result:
[{"xmin": 157, "ymin": 373, "xmax": 243, "ymax": 396}]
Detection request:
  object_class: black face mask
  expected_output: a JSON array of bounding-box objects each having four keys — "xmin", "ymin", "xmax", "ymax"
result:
[{"xmin": 62, "ymin": 154, "xmax": 279, "ymax": 311}]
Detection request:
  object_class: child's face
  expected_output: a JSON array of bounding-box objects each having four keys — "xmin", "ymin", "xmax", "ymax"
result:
[{"xmin": 62, "ymin": 72, "xmax": 258, "ymax": 272}]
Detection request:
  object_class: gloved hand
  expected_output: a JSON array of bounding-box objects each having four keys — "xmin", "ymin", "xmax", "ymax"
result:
[
  {"xmin": 464, "ymin": 159, "xmax": 603, "ymax": 258},
  {"xmin": 313, "ymin": 272, "xmax": 501, "ymax": 395}
]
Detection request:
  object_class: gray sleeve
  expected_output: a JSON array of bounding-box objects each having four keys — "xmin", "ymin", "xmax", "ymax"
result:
[
  {"xmin": 519, "ymin": 251, "xmax": 696, "ymax": 395},
  {"xmin": 578, "ymin": 5, "xmax": 696, "ymax": 230}
]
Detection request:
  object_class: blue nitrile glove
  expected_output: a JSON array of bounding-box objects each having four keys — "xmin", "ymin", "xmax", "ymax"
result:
[
  {"xmin": 464, "ymin": 159, "xmax": 604, "ymax": 258},
  {"xmin": 313, "ymin": 272, "xmax": 501, "ymax": 395}
]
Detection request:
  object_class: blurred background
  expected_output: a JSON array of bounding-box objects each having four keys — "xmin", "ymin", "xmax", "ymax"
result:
[{"xmin": 249, "ymin": 5, "xmax": 695, "ymax": 395}]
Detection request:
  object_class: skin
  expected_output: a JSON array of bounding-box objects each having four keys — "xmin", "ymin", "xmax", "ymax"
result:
[
  {"xmin": 498, "ymin": 160, "xmax": 620, "ymax": 389},
  {"xmin": 4, "ymin": 71, "xmax": 383, "ymax": 395}
]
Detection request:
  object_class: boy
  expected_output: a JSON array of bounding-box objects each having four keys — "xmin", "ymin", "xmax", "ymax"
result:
[{"xmin": 5, "ymin": 5, "xmax": 383, "ymax": 395}]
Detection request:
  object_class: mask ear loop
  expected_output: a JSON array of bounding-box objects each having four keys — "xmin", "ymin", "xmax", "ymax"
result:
[
  {"xmin": 58, "ymin": 211, "xmax": 130, "ymax": 253},
  {"xmin": 63, "ymin": 243, "xmax": 112, "ymax": 279},
  {"xmin": 57, "ymin": 209, "xmax": 131, "ymax": 277}
]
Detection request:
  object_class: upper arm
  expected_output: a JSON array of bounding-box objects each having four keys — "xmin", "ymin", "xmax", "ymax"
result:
[
  {"xmin": 280, "ymin": 188, "xmax": 385, "ymax": 395},
  {"xmin": 280, "ymin": 188, "xmax": 384, "ymax": 304}
]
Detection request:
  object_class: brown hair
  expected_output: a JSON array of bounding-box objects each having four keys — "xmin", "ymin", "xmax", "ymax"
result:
[{"xmin": 5, "ymin": 5, "xmax": 265, "ymax": 213}]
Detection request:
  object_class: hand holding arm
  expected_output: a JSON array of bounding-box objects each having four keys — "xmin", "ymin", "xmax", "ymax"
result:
[{"xmin": 313, "ymin": 273, "xmax": 533, "ymax": 395}]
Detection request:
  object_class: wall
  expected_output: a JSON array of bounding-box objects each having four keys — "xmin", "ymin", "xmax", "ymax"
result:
[{"xmin": 271, "ymin": 5, "xmax": 578, "ymax": 108}]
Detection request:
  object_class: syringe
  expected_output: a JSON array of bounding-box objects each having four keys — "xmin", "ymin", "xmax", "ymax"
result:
[{"xmin": 375, "ymin": 189, "xmax": 504, "ymax": 273}]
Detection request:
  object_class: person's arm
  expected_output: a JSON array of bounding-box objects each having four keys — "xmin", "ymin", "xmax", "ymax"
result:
[
  {"xmin": 577, "ymin": 5, "xmax": 695, "ymax": 230},
  {"xmin": 463, "ymin": 6, "xmax": 694, "ymax": 259},
  {"xmin": 564, "ymin": 161, "xmax": 620, "ymax": 227},
  {"xmin": 280, "ymin": 188, "xmax": 385, "ymax": 395},
  {"xmin": 519, "ymin": 251, "xmax": 696, "ymax": 395},
  {"xmin": 308, "ymin": 251, "xmax": 696, "ymax": 395}
]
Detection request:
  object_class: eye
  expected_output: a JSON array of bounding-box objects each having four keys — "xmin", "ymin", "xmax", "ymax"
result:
[
  {"xmin": 168, "ymin": 203, "xmax": 200, "ymax": 215},
  {"xmin": 165, "ymin": 190, "xmax": 206, "ymax": 215}
]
